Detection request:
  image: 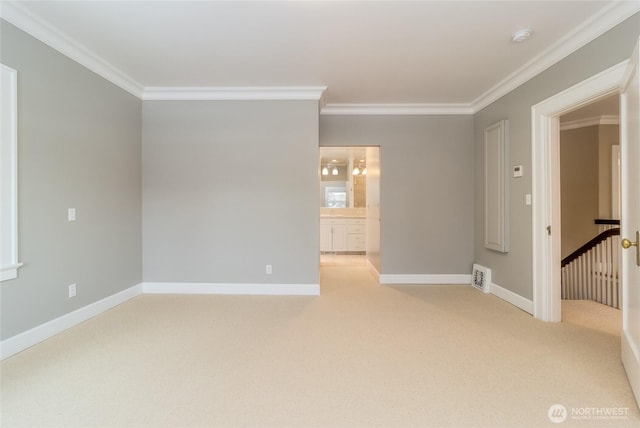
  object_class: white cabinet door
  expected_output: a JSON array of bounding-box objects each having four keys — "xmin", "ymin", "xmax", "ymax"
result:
[
  {"xmin": 332, "ymin": 223, "xmax": 348, "ymax": 252},
  {"xmin": 347, "ymin": 234, "xmax": 366, "ymax": 251},
  {"xmin": 320, "ymin": 223, "xmax": 333, "ymax": 252},
  {"xmin": 346, "ymin": 218, "xmax": 366, "ymax": 252}
]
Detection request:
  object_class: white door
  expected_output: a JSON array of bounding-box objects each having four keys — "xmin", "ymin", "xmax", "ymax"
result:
[
  {"xmin": 332, "ymin": 223, "xmax": 348, "ymax": 252},
  {"xmin": 320, "ymin": 222, "xmax": 333, "ymax": 252},
  {"xmin": 620, "ymin": 37, "xmax": 640, "ymax": 408}
]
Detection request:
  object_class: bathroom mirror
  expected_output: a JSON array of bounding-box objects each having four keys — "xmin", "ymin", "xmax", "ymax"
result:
[{"xmin": 320, "ymin": 148, "xmax": 367, "ymax": 208}]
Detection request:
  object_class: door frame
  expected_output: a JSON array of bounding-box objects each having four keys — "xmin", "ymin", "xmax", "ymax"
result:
[
  {"xmin": 318, "ymin": 145, "xmax": 381, "ymax": 272},
  {"xmin": 532, "ymin": 60, "xmax": 628, "ymax": 322}
]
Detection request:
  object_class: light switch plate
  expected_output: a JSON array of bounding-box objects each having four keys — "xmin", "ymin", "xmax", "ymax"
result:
[{"xmin": 68, "ymin": 208, "xmax": 76, "ymax": 221}]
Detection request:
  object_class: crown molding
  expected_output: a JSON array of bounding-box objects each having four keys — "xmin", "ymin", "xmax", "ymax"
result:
[
  {"xmin": 2, "ymin": 1, "xmax": 637, "ymax": 112},
  {"xmin": 0, "ymin": 1, "xmax": 144, "ymax": 98},
  {"xmin": 142, "ymin": 86, "xmax": 327, "ymax": 101},
  {"xmin": 471, "ymin": 1, "xmax": 640, "ymax": 113},
  {"xmin": 559, "ymin": 115, "xmax": 619, "ymax": 131},
  {"xmin": 320, "ymin": 103, "xmax": 474, "ymax": 115},
  {"xmin": 0, "ymin": 2, "xmax": 323, "ymax": 102}
]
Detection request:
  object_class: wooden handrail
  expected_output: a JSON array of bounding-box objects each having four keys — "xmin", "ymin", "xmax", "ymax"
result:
[
  {"xmin": 561, "ymin": 228, "xmax": 620, "ymax": 267},
  {"xmin": 594, "ymin": 219, "xmax": 620, "ymax": 225}
]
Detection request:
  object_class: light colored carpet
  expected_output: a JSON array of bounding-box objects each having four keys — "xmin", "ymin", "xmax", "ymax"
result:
[
  {"xmin": 562, "ymin": 299, "xmax": 622, "ymax": 337},
  {"xmin": 1, "ymin": 263, "xmax": 638, "ymax": 427},
  {"xmin": 320, "ymin": 254, "xmax": 367, "ymax": 267}
]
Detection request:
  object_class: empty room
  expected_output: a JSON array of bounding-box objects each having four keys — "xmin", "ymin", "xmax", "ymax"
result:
[{"xmin": 1, "ymin": 1, "xmax": 640, "ymax": 427}]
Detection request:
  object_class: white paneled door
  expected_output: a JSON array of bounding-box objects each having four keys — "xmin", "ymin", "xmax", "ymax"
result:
[{"xmin": 621, "ymin": 37, "xmax": 640, "ymax": 408}]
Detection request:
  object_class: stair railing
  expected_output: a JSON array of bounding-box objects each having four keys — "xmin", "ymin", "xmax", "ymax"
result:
[{"xmin": 561, "ymin": 227, "xmax": 621, "ymax": 309}]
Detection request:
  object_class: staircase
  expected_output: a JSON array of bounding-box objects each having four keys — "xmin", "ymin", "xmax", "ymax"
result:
[{"xmin": 561, "ymin": 220, "xmax": 620, "ymax": 309}]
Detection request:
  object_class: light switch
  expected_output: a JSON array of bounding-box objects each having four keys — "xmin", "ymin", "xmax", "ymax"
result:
[
  {"xmin": 525, "ymin": 194, "xmax": 532, "ymax": 206},
  {"xmin": 68, "ymin": 208, "xmax": 76, "ymax": 221}
]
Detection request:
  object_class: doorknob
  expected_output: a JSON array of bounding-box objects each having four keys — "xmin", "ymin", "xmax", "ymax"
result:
[{"xmin": 621, "ymin": 230, "xmax": 640, "ymax": 267}]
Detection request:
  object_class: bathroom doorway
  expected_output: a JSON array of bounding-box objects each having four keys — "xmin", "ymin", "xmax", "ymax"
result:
[{"xmin": 319, "ymin": 146, "xmax": 380, "ymax": 270}]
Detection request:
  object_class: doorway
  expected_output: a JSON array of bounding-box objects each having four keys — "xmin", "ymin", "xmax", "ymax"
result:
[
  {"xmin": 319, "ymin": 146, "xmax": 380, "ymax": 269},
  {"xmin": 533, "ymin": 53, "xmax": 640, "ymax": 407},
  {"xmin": 558, "ymin": 93, "xmax": 621, "ymax": 330},
  {"xmin": 532, "ymin": 62, "xmax": 627, "ymax": 322}
]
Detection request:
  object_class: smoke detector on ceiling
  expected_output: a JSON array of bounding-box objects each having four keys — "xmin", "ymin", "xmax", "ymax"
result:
[{"xmin": 511, "ymin": 29, "xmax": 533, "ymax": 43}]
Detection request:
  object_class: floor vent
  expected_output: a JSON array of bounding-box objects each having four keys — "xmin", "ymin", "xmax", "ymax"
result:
[{"xmin": 471, "ymin": 264, "xmax": 491, "ymax": 293}]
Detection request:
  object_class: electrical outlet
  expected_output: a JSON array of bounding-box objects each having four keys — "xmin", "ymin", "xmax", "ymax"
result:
[
  {"xmin": 68, "ymin": 283, "xmax": 76, "ymax": 298},
  {"xmin": 266, "ymin": 265, "xmax": 273, "ymax": 275}
]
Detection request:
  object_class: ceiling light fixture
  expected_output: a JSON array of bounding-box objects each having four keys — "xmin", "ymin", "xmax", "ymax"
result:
[{"xmin": 511, "ymin": 29, "xmax": 533, "ymax": 43}]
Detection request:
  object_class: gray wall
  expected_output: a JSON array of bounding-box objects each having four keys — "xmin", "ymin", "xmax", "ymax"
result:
[
  {"xmin": 560, "ymin": 126, "xmax": 599, "ymax": 259},
  {"xmin": 473, "ymin": 13, "xmax": 640, "ymax": 300},
  {"xmin": 559, "ymin": 124, "xmax": 619, "ymax": 258},
  {"xmin": 142, "ymin": 100, "xmax": 320, "ymax": 285},
  {"xmin": 598, "ymin": 125, "xmax": 619, "ymax": 218},
  {"xmin": 320, "ymin": 115, "xmax": 474, "ymax": 275},
  {"xmin": 0, "ymin": 21, "xmax": 142, "ymax": 340}
]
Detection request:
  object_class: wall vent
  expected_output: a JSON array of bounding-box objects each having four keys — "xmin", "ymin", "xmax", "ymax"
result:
[{"xmin": 471, "ymin": 264, "xmax": 491, "ymax": 293}]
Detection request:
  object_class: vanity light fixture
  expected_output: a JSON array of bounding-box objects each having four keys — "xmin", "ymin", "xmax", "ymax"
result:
[
  {"xmin": 332, "ymin": 166, "xmax": 339, "ymax": 175},
  {"xmin": 322, "ymin": 165, "xmax": 329, "ymax": 176},
  {"xmin": 511, "ymin": 29, "xmax": 532, "ymax": 43},
  {"xmin": 352, "ymin": 163, "xmax": 366, "ymax": 175}
]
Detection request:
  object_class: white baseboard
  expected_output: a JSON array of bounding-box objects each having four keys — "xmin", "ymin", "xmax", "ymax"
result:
[
  {"xmin": 1, "ymin": 280, "xmax": 320, "ymax": 361},
  {"xmin": 0, "ymin": 283, "xmax": 143, "ymax": 361},
  {"xmin": 143, "ymin": 282, "xmax": 320, "ymax": 296},
  {"xmin": 366, "ymin": 259, "xmax": 380, "ymax": 282},
  {"xmin": 380, "ymin": 274, "xmax": 472, "ymax": 285},
  {"xmin": 490, "ymin": 282, "xmax": 534, "ymax": 314}
]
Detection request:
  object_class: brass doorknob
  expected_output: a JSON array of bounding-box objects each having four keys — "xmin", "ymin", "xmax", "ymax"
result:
[{"xmin": 622, "ymin": 231, "xmax": 640, "ymax": 267}]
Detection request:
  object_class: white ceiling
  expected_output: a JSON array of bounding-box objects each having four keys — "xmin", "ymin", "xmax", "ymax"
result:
[{"xmin": 2, "ymin": 1, "xmax": 639, "ymax": 110}]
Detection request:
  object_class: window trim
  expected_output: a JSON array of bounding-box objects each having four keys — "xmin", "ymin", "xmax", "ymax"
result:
[{"xmin": 1, "ymin": 64, "xmax": 23, "ymax": 281}]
